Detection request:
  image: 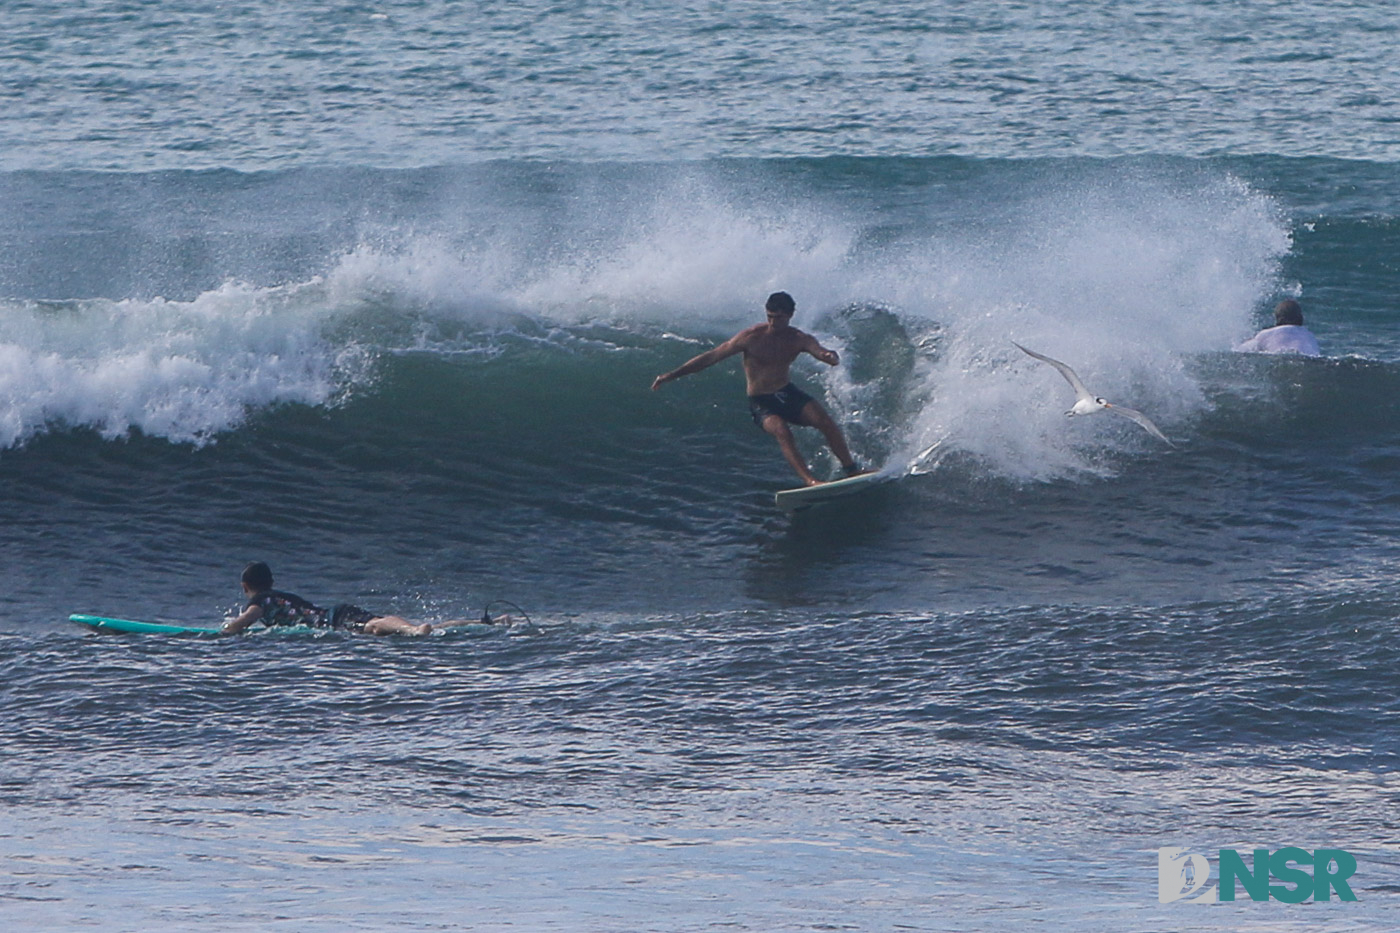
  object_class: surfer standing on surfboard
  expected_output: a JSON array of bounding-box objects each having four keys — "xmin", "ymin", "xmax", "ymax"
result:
[{"xmin": 651, "ymin": 291, "xmax": 865, "ymax": 486}]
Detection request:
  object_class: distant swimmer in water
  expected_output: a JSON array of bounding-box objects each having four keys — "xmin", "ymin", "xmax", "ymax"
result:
[
  {"xmin": 220, "ymin": 561, "xmax": 488, "ymax": 636},
  {"xmin": 651, "ymin": 291, "xmax": 866, "ymax": 486},
  {"xmin": 1235, "ymin": 299, "xmax": 1321, "ymax": 357}
]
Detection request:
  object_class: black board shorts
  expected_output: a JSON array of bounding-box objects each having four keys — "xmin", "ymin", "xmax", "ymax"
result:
[
  {"xmin": 748, "ymin": 383, "xmax": 814, "ymax": 427},
  {"xmin": 330, "ymin": 604, "xmax": 378, "ymax": 633}
]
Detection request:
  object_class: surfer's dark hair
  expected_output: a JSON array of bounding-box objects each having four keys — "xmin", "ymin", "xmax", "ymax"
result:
[
  {"xmin": 241, "ymin": 561, "xmax": 274, "ymax": 590},
  {"xmin": 765, "ymin": 291, "xmax": 796, "ymax": 315},
  {"xmin": 1273, "ymin": 299, "xmax": 1304, "ymax": 326}
]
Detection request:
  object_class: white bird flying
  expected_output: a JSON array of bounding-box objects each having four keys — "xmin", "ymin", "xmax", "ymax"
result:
[{"xmin": 1013, "ymin": 342, "xmax": 1173, "ymax": 446}]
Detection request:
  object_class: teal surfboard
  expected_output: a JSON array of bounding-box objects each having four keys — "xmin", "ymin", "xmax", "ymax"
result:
[
  {"xmin": 70, "ymin": 613, "xmax": 222, "ymax": 635},
  {"xmin": 773, "ymin": 470, "xmax": 888, "ymax": 512},
  {"xmin": 70, "ymin": 613, "xmax": 332, "ymax": 636}
]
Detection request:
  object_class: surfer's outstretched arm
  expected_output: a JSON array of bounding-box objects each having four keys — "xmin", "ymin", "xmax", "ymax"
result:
[
  {"xmin": 800, "ymin": 331, "xmax": 840, "ymax": 366},
  {"xmin": 651, "ymin": 330, "xmax": 750, "ymax": 390}
]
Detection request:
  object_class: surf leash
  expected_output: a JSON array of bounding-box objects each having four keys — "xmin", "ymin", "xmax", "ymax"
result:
[{"xmin": 481, "ymin": 599, "xmax": 538, "ymax": 633}]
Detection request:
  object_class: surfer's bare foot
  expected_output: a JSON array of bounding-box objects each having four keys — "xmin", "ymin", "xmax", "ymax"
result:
[{"xmin": 843, "ymin": 463, "xmax": 874, "ymax": 477}]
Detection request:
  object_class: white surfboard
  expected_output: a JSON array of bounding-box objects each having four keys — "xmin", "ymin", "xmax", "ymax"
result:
[{"xmin": 774, "ymin": 471, "xmax": 887, "ymax": 512}]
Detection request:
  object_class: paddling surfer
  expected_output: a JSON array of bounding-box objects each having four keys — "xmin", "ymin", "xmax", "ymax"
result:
[
  {"xmin": 221, "ymin": 561, "xmax": 486, "ymax": 636},
  {"xmin": 651, "ymin": 291, "xmax": 864, "ymax": 486}
]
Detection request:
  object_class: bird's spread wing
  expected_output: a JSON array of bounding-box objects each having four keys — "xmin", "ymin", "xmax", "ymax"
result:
[
  {"xmin": 1013, "ymin": 342, "xmax": 1092, "ymax": 401},
  {"xmin": 1105, "ymin": 404, "xmax": 1173, "ymax": 445}
]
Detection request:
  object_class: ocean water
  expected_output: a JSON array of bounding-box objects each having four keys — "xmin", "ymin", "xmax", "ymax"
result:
[{"xmin": 3, "ymin": 2, "xmax": 1400, "ymax": 931}]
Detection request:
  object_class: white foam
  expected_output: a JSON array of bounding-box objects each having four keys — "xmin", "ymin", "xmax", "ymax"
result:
[
  {"xmin": 882, "ymin": 171, "xmax": 1291, "ymax": 481},
  {"xmin": 0, "ymin": 280, "xmax": 367, "ymax": 448}
]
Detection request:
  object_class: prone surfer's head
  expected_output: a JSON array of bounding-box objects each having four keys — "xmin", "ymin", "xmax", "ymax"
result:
[
  {"xmin": 765, "ymin": 291, "xmax": 796, "ymax": 317},
  {"xmin": 1273, "ymin": 299, "xmax": 1304, "ymax": 326},
  {"xmin": 241, "ymin": 561, "xmax": 274, "ymax": 592}
]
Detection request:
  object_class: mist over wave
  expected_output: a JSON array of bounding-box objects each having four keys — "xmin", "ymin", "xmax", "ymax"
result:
[{"xmin": 1, "ymin": 159, "xmax": 1295, "ymax": 483}]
